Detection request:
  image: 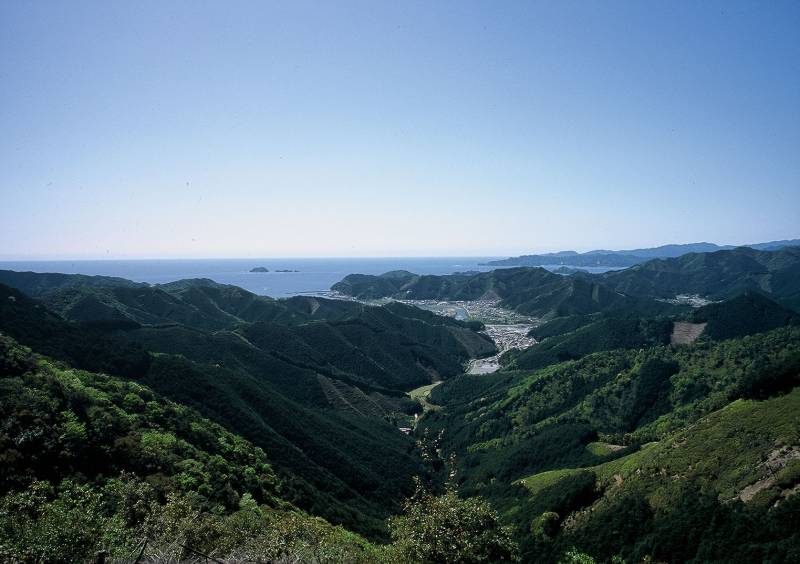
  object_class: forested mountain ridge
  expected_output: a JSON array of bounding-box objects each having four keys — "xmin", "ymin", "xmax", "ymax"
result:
[
  {"xmin": 522, "ymin": 389, "xmax": 800, "ymax": 562},
  {"xmin": 333, "ymin": 246, "xmax": 800, "ymax": 319},
  {"xmin": 602, "ymin": 245, "xmax": 800, "ymax": 310},
  {"xmin": 0, "ymin": 334, "xmax": 401, "ymax": 562},
  {"xmin": 420, "ymin": 326, "xmax": 800, "ymax": 561},
  {"xmin": 39, "ymin": 279, "xmax": 370, "ymax": 330},
  {"xmin": 502, "ymin": 292, "xmax": 799, "ymax": 371},
  {"xmin": 333, "ymin": 267, "xmax": 676, "ymax": 320},
  {"xmin": 0, "ymin": 269, "xmax": 146, "ymax": 296},
  {"xmin": 0, "ymin": 276, "xmax": 494, "ymax": 538},
  {"xmin": 690, "ymin": 291, "xmax": 800, "ymax": 340}
]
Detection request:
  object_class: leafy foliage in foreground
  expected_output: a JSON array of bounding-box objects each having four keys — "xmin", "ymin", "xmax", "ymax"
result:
[
  {"xmin": 0, "ymin": 477, "xmax": 383, "ymax": 563},
  {"xmin": 389, "ymin": 482, "xmax": 519, "ymax": 563},
  {"xmin": 0, "ymin": 334, "xmax": 280, "ymax": 511},
  {"xmin": 0, "ymin": 335, "xmax": 518, "ymax": 562},
  {"xmin": 0, "ymin": 335, "xmax": 374, "ymax": 562}
]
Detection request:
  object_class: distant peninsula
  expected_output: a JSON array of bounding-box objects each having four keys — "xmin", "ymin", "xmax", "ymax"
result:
[{"xmin": 485, "ymin": 238, "xmax": 800, "ymax": 268}]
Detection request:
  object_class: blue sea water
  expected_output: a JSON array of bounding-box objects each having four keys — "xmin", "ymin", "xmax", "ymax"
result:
[{"xmin": 0, "ymin": 257, "xmax": 508, "ymax": 298}]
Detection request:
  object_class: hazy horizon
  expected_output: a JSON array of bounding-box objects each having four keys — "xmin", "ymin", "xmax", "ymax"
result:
[
  {"xmin": 2, "ymin": 1, "xmax": 799, "ymax": 259},
  {"xmin": 1, "ymin": 235, "xmax": 798, "ymax": 262}
]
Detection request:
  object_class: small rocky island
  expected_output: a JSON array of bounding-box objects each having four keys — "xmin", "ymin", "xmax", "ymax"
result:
[{"xmin": 250, "ymin": 267, "xmax": 270, "ymax": 273}]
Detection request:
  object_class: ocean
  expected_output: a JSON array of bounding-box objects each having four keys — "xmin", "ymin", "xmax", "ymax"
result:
[{"xmin": 0, "ymin": 257, "xmax": 507, "ymax": 298}]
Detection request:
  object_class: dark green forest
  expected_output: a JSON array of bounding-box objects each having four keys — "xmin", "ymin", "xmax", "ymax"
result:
[{"xmin": 1, "ymin": 246, "xmax": 800, "ymax": 562}]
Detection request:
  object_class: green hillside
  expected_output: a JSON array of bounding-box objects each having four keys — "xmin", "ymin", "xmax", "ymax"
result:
[
  {"xmin": 426, "ymin": 328, "xmax": 800, "ymax": 475},
  {"xmin": 417, "ymin": 326, "xmax": 800, "ymax": 561},
  {"xmin": 521, "ymin": 390, "xmax": 800, "ymax": 562},
  {"xmin": 0, "ymin": 269, "xmax": 145, "ymax": 297},
  {"xmin": 690, "ymin": 291, "xmax": 800, "ymax": 340},
  {"xmin": 333, "ymin": 267, "xmax": 674, "ymax": 320},
  {"xmin": 0, "ymin": 333, "xmax": 518, "ymax": 563},
  {"xmin": 0, "ymin": 277, "xmax": 495, "ymax": 538},
  {"xmin": 505, "ymin": 316, "xmax": 673, "ymax": 371},
  {"xmin": 528, "ymin": 314, "xmax": 603, "ymax": 340},
  {"xmin": 506, "ymin": 292, "xmax": 798, "ymax": 373},
  {"xmin": 39, "ymin": 283, "xmax": 365, "ymax": 330},
  {"xmin": 603, "ymin": 246, "xmax": 800, "ymax": 310},
  {"xmin": 333, "ymin": 247, "xmax": 800, "ymax": 324},
  {"xmin": 0, "ymin": 335, "xmax": 381, "ymax": 562}
]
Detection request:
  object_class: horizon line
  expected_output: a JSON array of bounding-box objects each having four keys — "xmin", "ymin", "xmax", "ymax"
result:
[{"xmin": 1, "ymin": 237, "xmax": 798, "ymax": 263}]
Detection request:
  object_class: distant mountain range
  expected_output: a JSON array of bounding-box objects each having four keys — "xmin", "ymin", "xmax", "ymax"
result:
[{"xmin": 484, "ymin": 239, "xmax": 800, "ymax": 268}]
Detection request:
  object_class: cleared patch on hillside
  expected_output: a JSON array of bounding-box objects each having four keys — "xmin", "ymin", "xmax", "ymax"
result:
[
  {"xmin": 670, "ymin": 321, "xmax": 707, "ymax": 345},
  {"xmin": 317, "ymin": 374, "xmax": 387, "ymax": 418},
  {"xmin": 518, "ymin": 468, "xmax": 584, "ymax": 496},
  {"xmin": 738, "ymin": 446, "xmax": 800, "ymax": 502},
  {"xmin": 585, "ymin": 442, "xmax": 626, "ymax": 457},
  {"xmin": 409, "ymin": 381, "xmax": 442, "ymax": 412}
]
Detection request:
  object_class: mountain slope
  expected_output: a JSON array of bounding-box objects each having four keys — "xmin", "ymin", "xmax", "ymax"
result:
[
  {"xmin": 0, "ymin": 282, "xmax": 418, "ymax": 536},
  {"xmin": 507, "ymin": 292, "xmax": 798, "ymax": 373},
  {"xmin": 603, "ymin": 246, "xmax": 800, "ymax": 310},
  {"xmin": 0, "ymin": 334, "xmax": 386, "ymax": 562},
  {"xmin": 505, "ymin": 316, "xmax": 673, "ymax": 371},
  {"xmin": 691, "ymin": 291, "xmax": 800, "ymax": 340},
  {"xmin": 0, "ymin": 277, "xmax": 495, "ymax": 537},
  {"xmin": 0, "ymin": 334, "xmax": 280, "ymax": 509},
  {"xmin": 0, "ymin": 269, "xmax": 145, "ymax": 296},
  {"xmin": 38, "ymin": 283, "xmax": 365, "ymax": 331},
  {"xmin": 333, "ymin": 267, "xmax": 675, "ymax": 320},
  {"xmin": 523, "ymin": 390, "xmax": 800, "ymax": 562},
  {"xmin": 418, "ymin": 326, "xmax": 800, "ymax": 561}
]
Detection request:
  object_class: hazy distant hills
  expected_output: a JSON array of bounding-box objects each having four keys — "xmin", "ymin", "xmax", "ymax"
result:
[{"xmin": 485, "ymin": 238, "xmax": 800, "ymax": 267}]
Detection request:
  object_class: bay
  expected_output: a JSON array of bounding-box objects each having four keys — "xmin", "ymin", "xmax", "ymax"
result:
[{"xmin": 0, "ymin": 257, "xmax": 504, "ymax": 298}]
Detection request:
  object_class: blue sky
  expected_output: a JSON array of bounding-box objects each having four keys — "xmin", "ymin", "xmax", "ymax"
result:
[{"xmin": 1, "ymin": 0, "xmax": 798, "ymax": 259}]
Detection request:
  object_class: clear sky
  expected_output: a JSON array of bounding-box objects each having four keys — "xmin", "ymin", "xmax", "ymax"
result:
[{"xmin": 1, "ymin": 1, "xmax": 798, "ymax": 259}]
